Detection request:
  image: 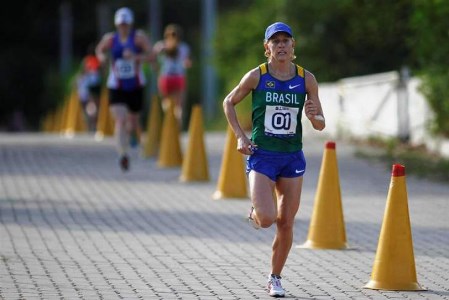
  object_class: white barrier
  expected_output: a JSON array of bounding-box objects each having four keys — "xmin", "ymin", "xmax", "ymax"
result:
[{"xmin": 304, "ymin": 71, "xmax": 449, "ymax": 158}]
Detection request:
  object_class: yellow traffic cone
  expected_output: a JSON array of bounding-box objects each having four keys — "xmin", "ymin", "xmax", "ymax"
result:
[
  {"xmin": 54, "ymin": 104, "xmax": 65, "ymax": 133},
  {"xmin": 62, "ymin": 87, "xmax": 81, "ymax": 138},
  {"xmin": 180, "ymin": 105, "xmax": 209, "ymax": 182},
  {"xmin": 142, "ymin": 95, "xmax": 162, "ymax": 158},
  {"xmin": 299, "ymin": 141, "xmax": 348, "ymax": 249},
  {"xmin": 59, "ymin": 93, "xmax": 71, "ymax": 134},
  {"xmin": 157, "ymin": 99, "xmax": 183, "ymax": 168},
  {"xmin": 52, "ymin": 108, "xmax": 62, "ymax": 133},
  {"xmin": 75, "ymin": 99, "xmax": 88, "ymax": 133},
  {"xmin": 41, "ymin": 110, "xmax": 55, "ymax": 132},
  {"xmin": 212, "ymin": 126, "xmax": 248, "ymax": 199},
  {"xmin": 95, "ymin": 86, "xmax": 114, "ymax": 140},
  {"xmin": 364, "ymin": 164, "xmax": 425, "ymax": 291}
]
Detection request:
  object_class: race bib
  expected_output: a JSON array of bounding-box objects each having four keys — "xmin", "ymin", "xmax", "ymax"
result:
[
  {"xmin": 115, "ymin": 59, "xmax": 135, "ymax": 79},
  {"xmin": 264, "ymin": 105, "xmax": 298, "ymax": 136}
]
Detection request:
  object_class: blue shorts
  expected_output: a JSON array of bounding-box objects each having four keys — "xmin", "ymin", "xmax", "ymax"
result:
[{"xmin": 246, "ymin": 149, "xmax": 306, "ymax": 181}]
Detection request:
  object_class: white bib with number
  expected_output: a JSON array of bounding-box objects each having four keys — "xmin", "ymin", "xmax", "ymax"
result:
[
  {"xmin": 264, "ymin": 105, "xmax": 299, "ymax": 136},
  {"xmin": 115, "ymin": 59, "xmax": 135, "ymax": 79}
]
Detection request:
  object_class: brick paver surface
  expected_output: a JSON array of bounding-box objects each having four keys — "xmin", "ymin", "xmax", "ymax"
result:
[{"xmin": 0, "ymin": 132, "xmax": 448, "ymax": 299}]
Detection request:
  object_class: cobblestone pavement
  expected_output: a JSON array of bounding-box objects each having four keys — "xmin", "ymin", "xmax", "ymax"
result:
[{"xmin": 0, "ymin": 132, "xmax": 448, "ymax": 300}]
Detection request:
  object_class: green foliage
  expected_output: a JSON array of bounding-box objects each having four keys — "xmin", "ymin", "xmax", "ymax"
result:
[
  {"xmin": 418, "ymin": 70, "xmax": 449, "ymax": 137},
  {"xmin": 409, "ymin": 0, "xmax": 449, "ymax": 137},
  {"xmin": 409, "ymin": 0, "xmax": 449, "ymax": 69}
]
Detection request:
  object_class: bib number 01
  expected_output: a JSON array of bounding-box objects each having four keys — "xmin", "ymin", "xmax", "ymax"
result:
[{"xmin": 264, "ymin": 105, "xmax": 299, "ymax": 136}]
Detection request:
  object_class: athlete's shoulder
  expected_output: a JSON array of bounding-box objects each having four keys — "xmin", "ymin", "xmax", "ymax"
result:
[
  {"xmin": 249, "ymin": 65, "xmax": 263, "ymax": 80},
  {"xmin": 97, "ymin": 32, "xmax": 115, "ymax": 50},
  {"xmin": 240, "ymin": 66, "xmax": 261, "ymax": 90},
  {"xmin": 304, "ymin": 69, "xmax": 317, "ymax": 83},
  {"xmin": 134, "ymin": 29, "xmax": 148, "ymax": 37},
  {"xmin": 101, "ymin": 32, "xmax": 116, "ymax": 41}
]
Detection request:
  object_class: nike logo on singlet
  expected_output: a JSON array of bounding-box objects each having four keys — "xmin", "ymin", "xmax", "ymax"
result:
[{"xmin": 288, "ymin": 84, "xmax": 301, "ymax": 89}]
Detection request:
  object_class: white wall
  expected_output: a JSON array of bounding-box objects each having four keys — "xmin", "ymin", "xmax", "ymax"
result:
[{"xmin": 304, "ymin": 71, "xmax": 449, "ymax": 158}]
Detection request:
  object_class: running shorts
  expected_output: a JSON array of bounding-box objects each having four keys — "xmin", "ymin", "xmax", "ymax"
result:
[
  {"xmin": 108, "ymin": 88, "xmax": 144, "ymax": 113},
  {"xmin": 158, "ymin": 75, "xmax": 186, "ymax": 96},
  {"xmin": 246, "ymin": 148, "xmax": 306, "ymax": 181}
]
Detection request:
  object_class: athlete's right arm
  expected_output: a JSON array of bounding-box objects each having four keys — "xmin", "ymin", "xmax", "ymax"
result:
[
  {"xmin": 95, "ymin": 33, "xmax": 114, "ymax": 65},
  {"xmin": 223, "ymin": 67, "xmax": 259, "ymax": 155}
]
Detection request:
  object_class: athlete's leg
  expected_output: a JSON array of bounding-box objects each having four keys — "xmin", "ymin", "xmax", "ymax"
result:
[
  {"xmin": 110, "ymin": 104, "xmax": 129, "ymax": 155},
  {"xmin": 248, "ymin": 171, "xmax": 277, "ymax": 228},
  {"xmin": 171, "ymin": 91, "xmax": 183, "ymax": 125},
  {"xmin": 127, "ymin": 110, "xmax": 141, "ymax": 143},
  {"xmin": 271, "ymin": 176, "xmax": 303, "ymax": 275}
]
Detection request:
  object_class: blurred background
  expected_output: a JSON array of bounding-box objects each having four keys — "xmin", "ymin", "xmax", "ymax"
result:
[{"xmin": 1, "ymin": 0, "xmax": 448, "ymax": 141}]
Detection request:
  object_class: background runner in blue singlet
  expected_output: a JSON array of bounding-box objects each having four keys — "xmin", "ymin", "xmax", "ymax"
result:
[{"xmin": 96, "ymin": 7, "xmax": 153, "ymax": 171}]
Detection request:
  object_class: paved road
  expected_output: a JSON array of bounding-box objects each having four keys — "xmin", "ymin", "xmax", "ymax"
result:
[{"xmin": 0, "ymin": 132, "xmax": 448, "ymax": 299}]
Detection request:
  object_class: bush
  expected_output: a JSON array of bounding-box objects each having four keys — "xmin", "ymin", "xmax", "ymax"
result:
[{"xmin": 418, "ymin": 70, "xmax": 449, "ymax": 137}]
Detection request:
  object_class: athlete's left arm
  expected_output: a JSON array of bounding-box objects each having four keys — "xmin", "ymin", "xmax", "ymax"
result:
[
  {"xmin": 134, "ymin": 29, "xmax": 155, "ymax": 64},
  {"xmin": 304, "ymin": 70, "xmax": 325, "ymax": 131}
]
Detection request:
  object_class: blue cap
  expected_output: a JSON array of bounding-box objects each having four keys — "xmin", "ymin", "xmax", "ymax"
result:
[{"xmin": 264, "ymin": 22, "xmax": 293, "ymax": 41}]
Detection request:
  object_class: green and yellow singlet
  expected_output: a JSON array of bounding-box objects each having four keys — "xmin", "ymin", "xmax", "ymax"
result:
[{"xmin": 251, "ymin": 62, "xmax": 306, "ymax": 152}]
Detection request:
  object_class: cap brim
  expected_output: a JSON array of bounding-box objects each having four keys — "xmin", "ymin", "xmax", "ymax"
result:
[{"xmin": 267, "ymin": 31, "xmax": 292, "ymax": 40}]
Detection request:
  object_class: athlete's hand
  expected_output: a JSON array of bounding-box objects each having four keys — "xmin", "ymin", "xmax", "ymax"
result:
[
  {"xmin": 305, "ymin": 98, "xmax": 325, "ymax": 131},
  {"xmin": 122, "ymin": 48, "xmax": 134, "ymax": 59},
  {"xmin": 305, "ymin": 99, "xmax": 319, "ymax": 120},
  {"xmin": 237, "ymin": 136, "xmax": 257, "ymax": 155}
]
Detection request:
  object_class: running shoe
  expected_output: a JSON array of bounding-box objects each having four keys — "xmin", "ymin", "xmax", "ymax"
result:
[
  {"xmin": 267, "ymin": 274, "xmax": 285, "ymax": 297},
  {"xmin": 248, "ymin": 207, "xmax": 260, "ymax": 230},
  {"xmin": 119, "ymin": 155, "xmax": 129, "ymax": 171}
]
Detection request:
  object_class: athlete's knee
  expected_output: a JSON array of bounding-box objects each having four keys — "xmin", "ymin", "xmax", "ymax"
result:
[
  {"xmin": 276, "ymin": 217, "xmax": 295, "ymax": 232},
  {"xmin": 256, "ymin": 211, "xmax": 277, "ymax": 228}
]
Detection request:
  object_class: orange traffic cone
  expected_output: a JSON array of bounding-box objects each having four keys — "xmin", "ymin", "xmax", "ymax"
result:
[
  {"xmin": 157, "ymin": 98, "xmax": 183, "ymax": 168},
  {"xmin": 212, "ymin": 126, "xmax": 248, "ymax": 199},
  {"xmin": 298, "ymin": 141, "xmax": 348, "ymax": 249},
  {"xmin": 364, "ymin": 164, "xmax": 425, "ymax": 291},
  {"xmin": 142, "ymin": 95, "xmax": 162, "ymax": 158},
  {"xmin": 180, "ymin": 105, "xmax": 209, "ymax": 182}
]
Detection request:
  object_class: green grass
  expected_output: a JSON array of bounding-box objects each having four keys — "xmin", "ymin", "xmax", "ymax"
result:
[{"xmin": 354, "ymin": 136, "xmax": 449, "ymax": 183}]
